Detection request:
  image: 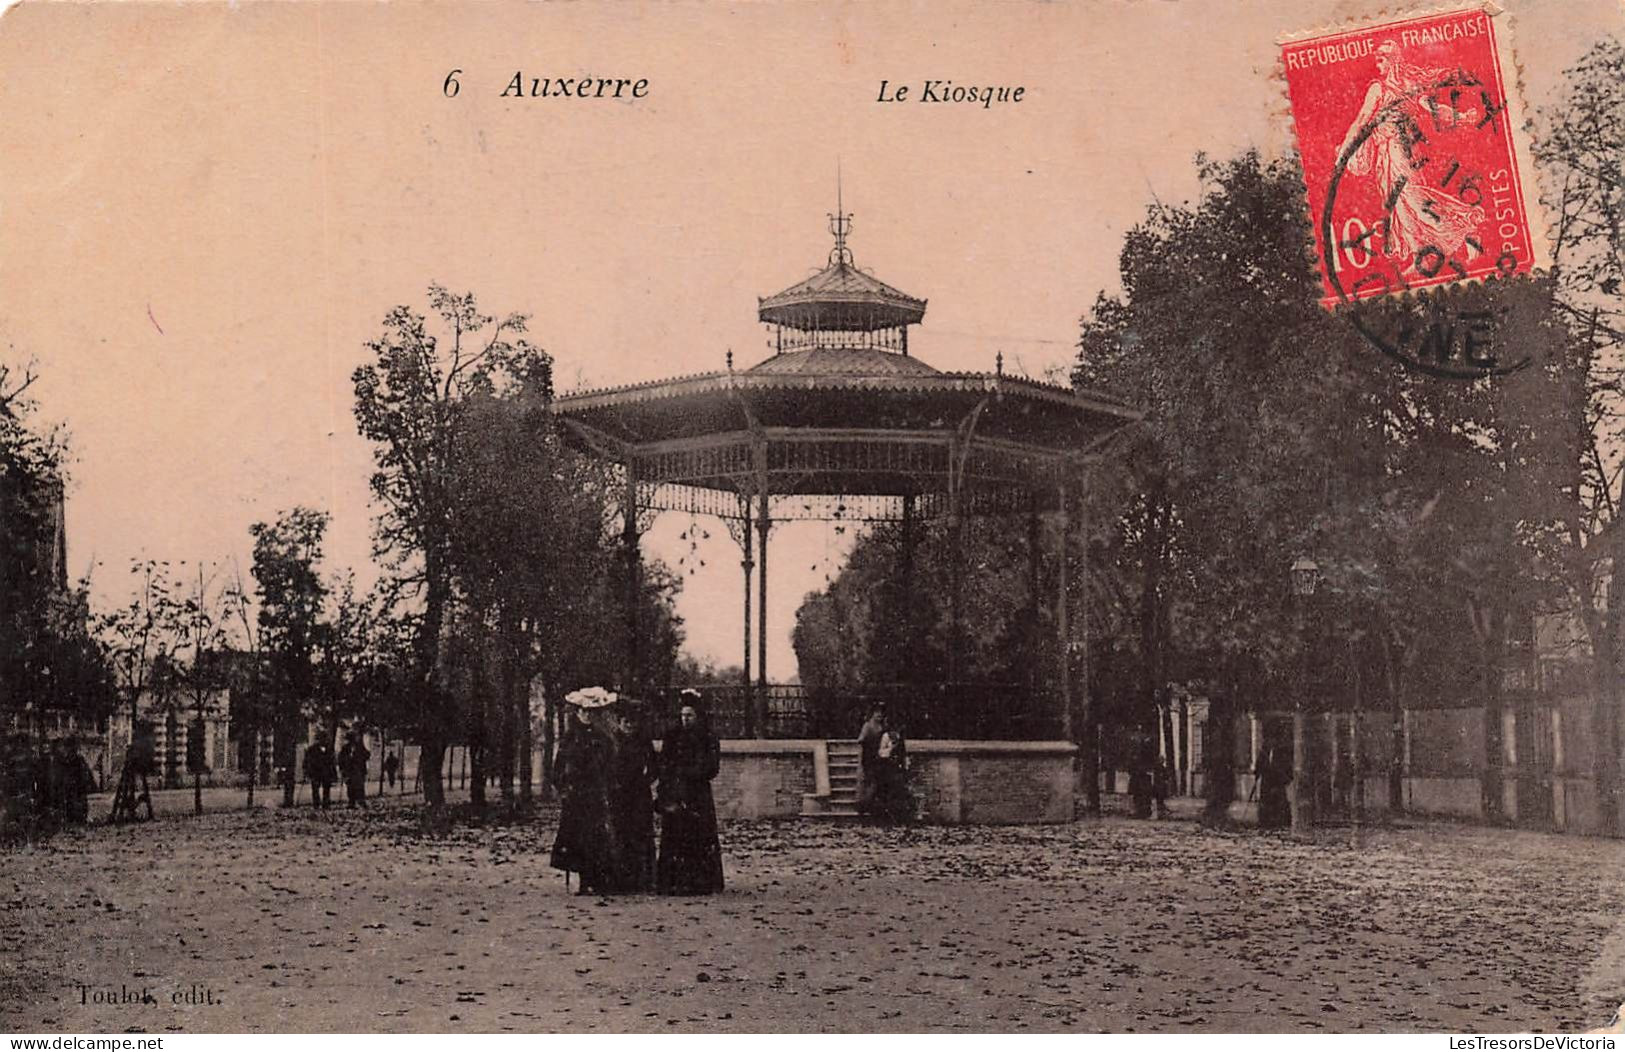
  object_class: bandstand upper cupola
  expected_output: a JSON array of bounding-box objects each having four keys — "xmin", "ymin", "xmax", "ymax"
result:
[{"xmin": 757, "ymin": 201, "xmax": 927, "ymax": 357}]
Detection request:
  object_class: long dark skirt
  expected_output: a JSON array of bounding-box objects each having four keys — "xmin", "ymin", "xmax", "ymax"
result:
[
  {"xmin": 870, "ymin": 763, "xmax": 913, "ymax": 824},
  {"xmin": 606, "ymin": 785, "xmax": 656, "ymax": 893},
  {"xmin": 657, "ymin": 792, "xmax": 724, "ymax": 895},
  {"xmin": 551, "ymin": 788, "xmax": 616, "ymax": 891}
]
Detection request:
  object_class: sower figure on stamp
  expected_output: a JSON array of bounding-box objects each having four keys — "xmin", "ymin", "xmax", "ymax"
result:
[{"xmin": 1336, "ymin": 40, "xmax": 1485, "ymax": 276}]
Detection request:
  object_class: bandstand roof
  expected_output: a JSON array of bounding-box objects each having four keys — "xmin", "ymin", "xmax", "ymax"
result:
[
  {"xmin": 554, "ymin": 209, "xmax": 1138, "ymax": 520},
  {"xmin": 554, "ymin": 348, "xmax": 1140, "ymax": 518},
  {"xmin": 758, "ymin": 260, "xmax": 927, "ymax": 332}
]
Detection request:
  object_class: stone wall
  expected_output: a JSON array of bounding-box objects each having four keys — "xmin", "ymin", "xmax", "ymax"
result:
[
  {"xmin": 915, "ymin": 742, "xmax": 1076, "ymax": 824},
  {"xmin": 1208, "ymin": 702, "xmax": 1625, "ymax": 837},
  {"xmin": 714, "ymin": 741, "xmax": 819, "ymax": 820},
  {"xmin": 711, "ymin": 739, "xmax": 1077, "ymax": 824}
]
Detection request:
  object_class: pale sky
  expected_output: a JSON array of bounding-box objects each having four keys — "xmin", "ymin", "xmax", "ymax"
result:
[{"xmin": 1, "ymin": 0, "xmax": 1616, "ymax": 679}]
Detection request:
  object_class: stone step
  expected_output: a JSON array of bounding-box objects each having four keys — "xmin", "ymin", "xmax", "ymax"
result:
[
  {"xmin": 799, "ymin": 792, "xmax": 861, "ymax": 818},
  {"xmin": 804, "ymin": 743, "xmax": 870, "ymax": 820}
]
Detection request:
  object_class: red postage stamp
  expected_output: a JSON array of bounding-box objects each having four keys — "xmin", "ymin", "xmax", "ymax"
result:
[{"xmin": 1281, "ymin": 6, "xmax": 1546, "ymax": 308}]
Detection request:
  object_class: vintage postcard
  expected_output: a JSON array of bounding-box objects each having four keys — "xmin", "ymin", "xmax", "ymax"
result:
[{"xmin": 2, "ymin": 0, "xmax": 1624, "ymax": 1039}]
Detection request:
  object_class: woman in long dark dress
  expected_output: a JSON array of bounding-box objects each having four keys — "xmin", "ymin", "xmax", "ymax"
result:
[
  {"xmin": 656, "ymin": 699, "xmax": 724, "ymax": 895},
  {"xmin": 550, "ymin": 693, "xmax": 616, "ymax": 894},
  {"xmin": 605, "ymin": 705, "xmax": 658, "ymax": 893}
]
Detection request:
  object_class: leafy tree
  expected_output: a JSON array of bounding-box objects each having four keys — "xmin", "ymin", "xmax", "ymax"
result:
[
  {"xmin": 1534, "ymin": 35, "xmax": 1625, "ymax": 831},
  {"xmin": 249, "ymin": 507, "xmax": 329, "ymax": 807},
  {"xmin": 312, "ymin": 571, "xmax": 393, "ymax": 746},
  {"xmin": 792, "ymin": 514, "xmax": 1056, "ymax": 735},
  {"xmin": 170, "ymin": 562, "xmax": 233, "ymax": 815},
  {"xmin": 223, "ymin": 563, "xmax": 269, "ymax": 806},
  {"xmin": 2, "ymin": 357, "xmax": 113, "ymax": 737},
  {"xmin": 352, "ymin": 286, "xmax": 550, "ymax": 809},
  {"xmin": 96, "ymin": 560, "xmax": 183, "ymax": 744},
  {"xmin": 355, "ymin": 285, "xmax": 688, "ymax": 809},
  {"xmin": 1075, "ymin": 152, "xmax": 1567, "ymax": 826}
]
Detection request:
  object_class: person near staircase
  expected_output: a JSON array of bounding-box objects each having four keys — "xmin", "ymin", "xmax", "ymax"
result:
[
  {"xmin": 857, "ymin": 705, "xmax": 886, "ymax": 818},
  {"xmin": 871, "ymin": 714, "xmax": 913, "ymax": 824},
  {"xmin": 656, "ymin": 693, "xmax": 724, "ymax": 895}
]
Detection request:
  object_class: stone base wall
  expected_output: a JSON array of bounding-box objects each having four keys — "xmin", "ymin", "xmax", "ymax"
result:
[
  {"xmin": 714, "ymin": 741, "xmax": 818, "ymax": 819},
  {"xmin": 914, "ymin": 742, "xmax": 1077, "ymax": 824},
  {"xmin": 713, "ymin": 739, "xmax": 1077, "ymax": 824}
]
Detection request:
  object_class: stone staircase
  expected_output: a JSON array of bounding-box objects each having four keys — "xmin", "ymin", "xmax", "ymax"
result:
[{"xmin": 800, "ymin": 740, "xmax": 861, "ymax": 818}]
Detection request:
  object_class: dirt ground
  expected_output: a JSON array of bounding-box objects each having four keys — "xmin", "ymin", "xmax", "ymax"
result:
[{"xmin": 4, "ymin": 795, "xmax": 1624, "ymax": 1034}]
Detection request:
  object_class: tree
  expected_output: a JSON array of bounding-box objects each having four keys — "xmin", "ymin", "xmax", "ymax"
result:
[
  {"xmin": 1535, "ymin": 35, "xmax": 1625, "ymax": 833},
  {"xmin": 2, "ymin": 356, "xmax": 112, "ymax": 741},
  {"xmin": 171, "ymin": 562, "xmax": 232, "ymax": 815},
  {"xmin": 449, "ymin": 408, "xmax": 688, "ymax": 804},
  {"xmin": 1074, "ymin": 152, "xmax": 1568, "ymax": 828},
  {"xmin": 223, "ymin": 562, "xmax": 269, "ymax": 807},
  {"xmin": 96, "ymin": 560, "xmax": 183, "ymax": 755},
  {"xmin": 249, "ymin": 507, "xmax": 329, "ymax": 807},
  {"xmin": 352, "ymin": 286, "xmax": 551, "ymax": 809},
  {"xmin": 312, "ymin": 572, "xmax": 391, "ymax": 744},
  {"xmin": 792, "ymin": 514, "xmax": 1054, "ymax": 736}
]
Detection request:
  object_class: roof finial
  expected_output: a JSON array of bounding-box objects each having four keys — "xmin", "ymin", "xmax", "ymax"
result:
[
  {"xmin": 828, "ymin": 160, "xmax": 853, "ymax": 267},
  {"xmin": 726, "ymin": 349, "xmax": 734, "ymax": 372}
]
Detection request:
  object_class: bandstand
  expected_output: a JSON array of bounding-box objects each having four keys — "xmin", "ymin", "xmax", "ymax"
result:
[{"xmin": 554, "ymin": 209, "xmax": 1139, "ymax": 822}]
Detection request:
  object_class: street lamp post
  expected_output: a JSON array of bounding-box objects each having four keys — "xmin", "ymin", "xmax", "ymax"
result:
[{"xmin": 1290, "ymin": 556, "xmax": 1320, "ymax": 836}]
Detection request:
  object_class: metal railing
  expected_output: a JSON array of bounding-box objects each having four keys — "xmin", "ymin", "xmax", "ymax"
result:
[{"xmin": 649, "ymin": 682, "xmax": 1063, "ymax": 741}]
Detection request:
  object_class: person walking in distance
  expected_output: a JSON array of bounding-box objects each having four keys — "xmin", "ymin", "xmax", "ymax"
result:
[
  {"xmin": 303, "ymin": 739, "xmax": 335, "ymax": 809},
  {"xmin": 338, "ymin": 732, "xmax": 371, "ymax": 809}
]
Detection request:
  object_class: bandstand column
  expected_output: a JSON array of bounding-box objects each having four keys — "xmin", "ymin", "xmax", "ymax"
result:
[
  {"xmin": 622, "ymin": 460, "xmax": 642, "ymax": 695},
  {"xmin": 1079, "ymin": 469, "xmax": 1099, "ymax": 813},
  {"xmin": 1028, "ymin": 498, "xmax": 1042, "ymax": 694},
  {"xmin": 1056, "ymin": 482, "xmax": 1073, "ymax": 743},
  {"xmin": 946, "ymin": 438, "xmax": 964, "ymax": 688},
  {"xmin": 755, "ymin": 474, "xmax": 771, "ymax": 734},
  {"xmin": 740, "ymin": 503, "xmax": 754, "ymax": 718},
  {"xmin": 901, "ymin": 493, "xmax": 917, "ymax": 677}
]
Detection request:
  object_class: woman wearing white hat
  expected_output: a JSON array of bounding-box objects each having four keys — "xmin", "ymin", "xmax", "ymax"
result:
[{"xmin": 550, "ymin": 687, "xmax": 618, "ymax": 895}]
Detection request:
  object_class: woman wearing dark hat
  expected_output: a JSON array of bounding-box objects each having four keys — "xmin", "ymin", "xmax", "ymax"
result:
[
  {"xmin": 550, "ymin": 688, "xmax": 618, "ymax": 894},
  {"xmin": 655, "ymin": 691, "xmax": 725, "ymax": 895}
]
